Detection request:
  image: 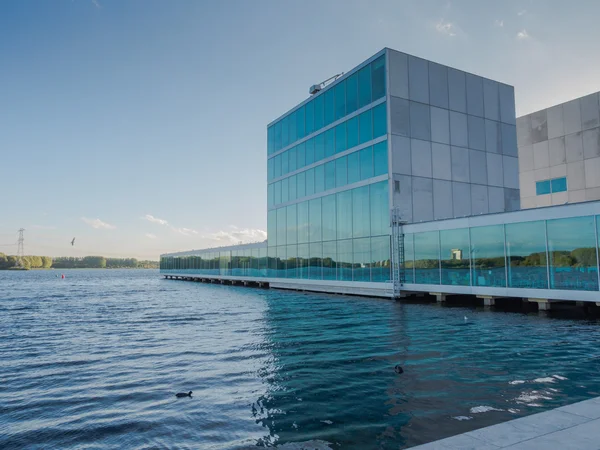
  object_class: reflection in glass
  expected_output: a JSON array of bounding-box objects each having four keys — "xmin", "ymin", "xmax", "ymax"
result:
[
  {"xmin": 337, "ymin": 239, "xmax": 353, "ymax": 281},
  {"xmin": 347, "ymin": 151, "xmax": 360, "ymax": 185},
  {"xmin": 337, "ymin": 190, "xmax": 353, "ymax": 239},
  {"xmin": 323, "ymin": 241, "xmax": 337, "ymax": 280},
  {"xmin": 440, "ymin": 228, "xmax": 470, "ymax": 286},
  {"xmin": 403, "ymin": 233, "xmax": 415, "ymax": 283},
  {"xmin": 353, "ymin": 238, "xmax": 371, "ymax": 281},
  {"xmin": 314, "ymin": 164, "xmax": 325, "ymax": 194},
  {"xmin": 276, "ymin": 208, "xmax": 287, "ymax": 247},
  {"xmin": 322, "ymin": 194, "xmax": 336, "ymax": 241},
  {"xmin": 309, "ymin": 242, "xmax": 322, "ymax": 280},
  {"xmin": 347, "ymin": 116, "xmax": 359, "ymax": 149},
  {"xmin": 547, "ymin": 217, "xmax": 598, "ymax": 291},
  {"xmin": 371, "ymin": 236, "xmax": 391, "ymax": 282},
  {"xmin": 335, "ymin": 122, "xmax": 347, "ymax": 154},
  {"xmin": 309, "ymin": 198, "xmax": 322, "ymax": 243},
  {"xmin": 359, "ymin": 109, "xmax": 373, "ymax": 144},
  {"xmin": 373, "ymin": 141, "xmax": 388, "ymax": 176},
  {"xmin": 370, "ymin": 181, "xmax": 389, "ymax": 236},
  {"xmin": 297, "ymin": 243, "xmax": 309, "ymax": 279},
  {"xmin": 286, "ymin": 204, "xmax": 297, "ymax": 245},
  {"xmin": 335, "ymin": 81, "xmax": 346, "ymax": 121},
  {"xmin": 286, "ymin": 244, "xmax": 297, "ymax": 279},
  {"xmin": 325, "ymin": 161, "xmax": 335, "ymax": 191},
  {"xmin": 471, "ymin": 225, "xmax": 506, "ymax": 287},
  {"xmin": 506, "ymin": 221, "xmax": 547, "ymax": 289},
  {"xmin": 297, "ymin": 201, "xmax": 309, "ymax": 244},
  {"xmin": 336, "ymin": 156, "xmax": 347, "ymax": 187},
  {"xmin": 360, "ymin": 146, "xmax": 373, "ymax": 180},
  {"xmin": 414, "ymin": 231, "xmax": 440, "ymax": 284},
  {"xmin": 305, "ymin": 168, "xmax": 315, "ymax": 196},
  {"xmin": 358, "ymin": 64, "xmax": 372, "ymax": 109},
  {"xmin": 352, "ymin": 185, "xmax": 370, "ymax": 238}
]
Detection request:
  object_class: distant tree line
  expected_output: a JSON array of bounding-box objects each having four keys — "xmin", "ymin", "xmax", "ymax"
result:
[{"xmin": 0, "ymin": 253, "xmax": 158, "ymax": 270}]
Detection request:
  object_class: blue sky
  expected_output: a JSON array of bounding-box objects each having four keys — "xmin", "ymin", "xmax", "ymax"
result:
[{"xmin": 1, "ymin": 0, "xmax": 599, "ymax": 260}]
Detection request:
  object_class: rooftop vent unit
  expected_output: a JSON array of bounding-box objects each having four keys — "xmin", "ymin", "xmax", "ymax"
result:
[{"xmin": 309, "ymin": 72, "xmax": 344, "ymax": 96}]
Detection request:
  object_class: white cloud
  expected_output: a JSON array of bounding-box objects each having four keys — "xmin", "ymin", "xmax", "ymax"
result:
[
  {"xmin": 207, "ymin": 227, "xmax": 267, "ymax": 244},
  {"xmin": 145, "ymin": 233, "xmax": 157, "ymax": 239},
  {"xmin": 517, "ymin": 30, "xmax": 530, "ymax": 40},
  {"xmin": 81, "ymin": 217, "xmax": 116, "ymax": 230},
  {"xmin": 143, "ymin": 214, "xmax": 168, "ymax": 225},
  {"xmin": 435, "ymin": 19, "xmax": 456, "ymax": 37},
  {"xmin": 518, "ymin": 9, "xmax": 527, "ymax": 16},
  {"xmin": 495, "ymin": 19, "xmax": 504, "ymax": 27},
  {"xmin": 173, "ymin": 227, "xmax": 199, "ymax": 236},
  {"xmin": 91, "ymin": 0, "xmax": 101, "ymax": 8}
]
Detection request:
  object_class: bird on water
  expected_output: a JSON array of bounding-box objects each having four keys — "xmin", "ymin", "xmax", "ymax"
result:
[{"xmin": 175, "ymin": 391, "xmax": 193, "ymax": 398}]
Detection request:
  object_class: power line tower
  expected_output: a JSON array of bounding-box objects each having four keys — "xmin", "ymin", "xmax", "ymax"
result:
[{"xmin": 16, "ymin": 228, "xmax": 25, "ymax": 267}]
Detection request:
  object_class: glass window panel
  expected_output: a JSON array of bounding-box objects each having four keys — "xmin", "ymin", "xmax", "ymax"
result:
[
  {"xmin": 346, "ymin": 72, "xmax": 358, "ymax": 114},
  {"xmin": 296, "ymin": 171, "xmax": 306, "ymax": 199},
  {"xmin": 324, "ymin": 88, "xmax": 335, "ymax": 126},
  {"xmin": 358, "ymin": 65, "xmax": 372, "ymax": 109},
  {"xmin": 335, "ymin": 156, "xmax": 347, "ymax": 187},
  {"xmin": 268, "ymin": 210, "xmax": 277, "ymax": 247},
  {"xmin": 278, "ymin": 245, "xmax": 288, "ymax": 278},
  {"xmin": 359, "ymin": 109, "xmax": 373, "ymax": 144},
  {"xmin": 274, "ymin": 120, "xmax": 282, "ymax": 152},
  {"xmin": 323, "ymin": 241, "xmax": 337, "ymax": 280},
  {"xmin": 371, "ymin": 55, "xmax": 385, "ymax": 100},
  {"xmin": 305, "ymin": 168, "xmax": 315, "ymax": 196},
  {"xmin": 309, "ymin": 242, "xmax": 323, "ymax": 280},
  {"xmin": 314, "ymin": 164, "xmax": 325, "ymax": 193},
  {"xmin": 414, "ymin": 231, "xmax": 440, "ymax": 284},
  {"xmin": 536, "ymin": 180, "xmax": 551, "ymax": 195},
  {"xmin": 359, "ymin": 146, "xmax": 374, "ymax": 180},
  {"xmin": 506, "ymin": 221, "xmax": 547, "ymax": 289},
  {"xmin": 551, "ymin": 177, "xmax": 567, "ymax": 193},
  {"xmin": 305, "ymin": 100, "xmax": 315, "ymax": 136},
  {"xmin": 470, "ymin": 225, "xmax": 506, "ymax": 287},
  {"xmin": 352, "ymin": 185, "xmax": 370, "ymax": 238},
  {"xmin": 337, "ymin": 239, "xmax": 353, "ymax": 281},
  {"xmin": 373, "ymin": 102, "xmax": 387, "ymax": 138},
  {"xmin": 268, "ymin": 183, "xmax": 274, "ymax": 207},
  {"xmin": 289, "ymin": 110, "xmax": 297, "ymax": 145},
  {"xmin": 309, "ymin": 198, "xmax": 322, "ymax": 243},
  {"xmin": 370, "ymin": 180, "xmax": 389, "ymax": 236},
  {"xmin": 289, "ymin": 174, "xmax": 297, "ymax": 201},
  {"xmin": 268, "ymin": 157, "xmax": 274, "ymax": 181},
  {"xmin": 305, "ymin": 138, "xmax": 314, "ymax": 165},
  {"xmin": 325, "ymin": 128, "xmax": 335, "ymax": 158},
  {"xmin": 335, "ymin": 122, "xmax": 347, "ymax": 153},
  {"xmin": 282, "ymin": 115, "xmax": 289, "ymax": 148},
  {"xmin": 276, "ymin": 208, "xmax": 287, "ymax": 247},
  {"xmin": 335, "ymin": 80, "xmax": 346, "ymax": 121},
  {"xmin": 336, "ymin": 190, "xmax": 353, "ymax": 239},
  {"xmin": 314, "ymin": 94, "xmax": 324, "ymax": 131},
  {"xmin": 289, "ymin": 146, "xmax": 297, "ymax": 172},
  {"xmin": 325, "ymin": 161, "xmax": 336, "ymax": 190},
  {"xmin": 296, "ymin": 142, "xmax": 305, "ymax": 169},
  {"xmin": 346, "ymin": 116, "xmax": 359, "ymax": 149},
  {"xmin": 296, "ymin": 105, "xmax": 305, "ymax": 140},
  {"xmin": 297, "ymin": 243, "xmax": 309, "ymax": 279},
  {"xmin": 547, "ymin": 216, "xmax": 598, "ymax": 291},
  {"xmin": 403, "ymin": 233, "xmax": 415, "ymax": 283},
  {"xmin": 347, "ymin": 151, "xmax": 360, "ymax": 184},
  {"xmin": 274, "ymin": 154, "xmax": 282, "ymax": 178},
  {"xmin": 287, "ymin": 204, "xmax": 297, "ymax": 245},
  {"xmin": 281, "ymin": 150, "xmax": 289, "ymax": 175},
  {"xmin": 274, "ymin": 180, "xmax": 281, "ymax": 205},
  {"xmin": 315, "ymin": 133, "xmax": 325, "ymax": 162},
  {"xmin": 373, "ymin": 141, "xmax": 388, "ymax": 176},
  {"xmin": 297, "ymin": 201, "xmax": 309, "ymax": 244},
  {"xmin": 371, "ymin": 235, "xmax": 390, "ymax": 282},
  {"xmin": 281, "ymin": 177, "xmax": 289, "ymax": 203},
  {"xmin": 353, "ymin": 237, "xmax": 371, "ymax": 281},
  {"xmin": 322, "ymin": 194, "xmax": 336, "ymax": 241},
  {"xmin": 440, "ymin": 228, "xmax": 470, "ymax": 286},
  {"xmin": 268, "ymin": 246, "xmax": 276, "ymax": 277}
]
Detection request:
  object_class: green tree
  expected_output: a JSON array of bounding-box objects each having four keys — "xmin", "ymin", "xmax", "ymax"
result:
[{"xmin": 41, "ymin": 256, "xmax": 53, "ymax": 268}]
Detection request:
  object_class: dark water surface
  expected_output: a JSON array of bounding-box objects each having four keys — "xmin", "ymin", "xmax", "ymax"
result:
[{"xmin": 2, "ymin": 270, "xmax": 600, "ymax": 449}]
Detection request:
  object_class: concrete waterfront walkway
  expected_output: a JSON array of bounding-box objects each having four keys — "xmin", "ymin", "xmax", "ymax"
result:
[{"xmin": 410, "ymin": 396, "xmax": 600, "ymax": 449}]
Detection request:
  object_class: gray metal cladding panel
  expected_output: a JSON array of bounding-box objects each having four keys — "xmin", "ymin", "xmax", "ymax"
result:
[
  {"xmin": 502, "ymin": 155, "xmax": 519, "ymax": 189},
  {"xmin": 583, "ymin": 127, "xmax": 600, "ymax": 159},
  {"xmin": 469, "ymin": 149, "xmax": 488, "ymax": 185},
  {"xmin": 452, "ymin": 181, "xmax": 472, "ymax": 217},
  {"xmin": 547, "ymin": 104, "xmax": 565, "ymax": 140},
  {"xmin": 408, "ymin": 55, "xmax": 429, "ymax": 104},
  {"xmin": 499, "ymin": 83, "xmax": 516, "ymax": 125},
  {"xmin": 580, "ymin": 93, "xmax": 600, "ymax": 130},
  {"xmin": 468, "ymin": 115, "xmax": 486, "ymax": 151},
  {"xmin": 563, "ymin": 98, "xmax": 583, "ymax": 135},
  {"xmin": 529, "ymin": 109, "xmax": 548, "ymax": 144},
  {"xmin": 450, "ymin": 111, "xmax": 468, "ymax": 147},
  {"xmin": 431, "ymin": 106, "xmax": 450, "ymax": 144},
  {"xmin": 451, "ymin": 146, "xmax": 470, "ymax": 182},
  {"xmin": 412, "ymin": 177, "xmax": 434, "ymax": 222},
  {"xmin": 548, "ymin": 137, "xmax": 567, "ymax": 166},
  {"xmin": 488, "ymin": 186, "xmax": 505, "ymax": 213},
  {"xmin": 486, "ymin": 152, "xmax": 504, "ymax": 187},
  {"xmin": 390, "ymin": 96, "xmax": 410, "ymax": 137},
  {"xmin": 428, "ymin": 62, "xmax": 449, "ymax": 109},
  {"xmin": 565, "ymin": 132, "xmax": 584, "ymax": 162},
  {"xmin": 485, "ymin": 120, "xmax": 501, "ymax": 154},
  {"xmin": 501, "ymin": 123, "xmax": 518, "ymax": 157},
  {"xmin": 533, "ymin": 140, "xmax": 550, "ymax": 169},
  {"xmin": 410, "ymin": 101, "xmax": 431, "ymax": 141},
  {"xmin": 433, "ymin": 179, "xmax": 453, "ymax": 220},
  {"xmin": 483, "ymin": 79, "xmax": 500, "ymax": 121},
  {"xmin": 391, "ymin": 134, "xmax": 412, "ymax": 175},
  {"xmin": 431, "ymin": 143, "xmax": 452, "ymax": 180},
  {"xmin": 411, "ymin": 139, "xmax": 432, "ymax": 178},
  {"xmin": 504, "ymin": 188, "xmax": 520, "ymax": 211},
  {"xmin": 392, "ymin": 174, "xmax": 413, "ymax": 223},
  {"xmin": 448, "ymin": 68, "xmax": 467, "ymax": 113},
  {"xmin": 388, "ymin": 50, "xmax": 409, "ymax": 99},
  {"xmin": 466, "ymin": 73, "xmax": 484, "ymax": 117},
  {"xmin": 471, "ymin": 184, "xmax": 489, "ymax": 215},
  {"xmin": 517, "ymin": 115, "xmax": 533, "ymax": 147}
]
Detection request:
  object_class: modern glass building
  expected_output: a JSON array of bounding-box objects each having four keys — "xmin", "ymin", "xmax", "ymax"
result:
[{"xmin": 161, "ymin": 48, "xmax": 600, "ymax": 303}]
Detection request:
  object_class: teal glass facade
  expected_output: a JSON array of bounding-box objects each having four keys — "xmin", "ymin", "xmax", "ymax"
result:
[{"xmin": 403, "ymin": 215, "xmax": 600, "ymax": 292}]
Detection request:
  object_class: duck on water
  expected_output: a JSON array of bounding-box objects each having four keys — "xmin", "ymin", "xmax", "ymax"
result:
[{"xmin": 175, "ymin": 391, "xmax": 192, "ymax": 398}]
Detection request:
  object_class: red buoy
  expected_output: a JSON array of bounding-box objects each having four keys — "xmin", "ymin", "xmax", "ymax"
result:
[{"xmin": 61, "ymin": 274, "xmax": 65, "ymax": 279}]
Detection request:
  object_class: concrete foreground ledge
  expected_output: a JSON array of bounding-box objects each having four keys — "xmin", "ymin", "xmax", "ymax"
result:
[{"xmin": 409, "ymin": 396, "xmax": 600, "ymax": 449}]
